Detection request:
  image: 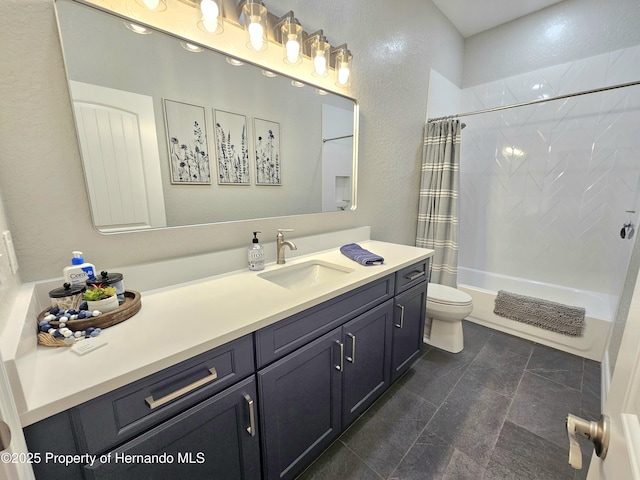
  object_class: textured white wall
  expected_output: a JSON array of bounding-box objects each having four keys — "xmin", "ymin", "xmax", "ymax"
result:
[
  {"xmin": 463, "ymin": 0, "xmax": 640, "ymax": 88},
  {"xmin": 0, "ymin": 0, "xmax": 463, "ymax": 283}
]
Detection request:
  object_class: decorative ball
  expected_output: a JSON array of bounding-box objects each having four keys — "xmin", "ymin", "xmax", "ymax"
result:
[
  {"xmin": 92, "ymin": 310, "xmax": 101, "ymax": 316},
  {"xmin": 74, "ymin": 331, "xmax": 83, "ymax": 338},
  {"xmin": 50, "ymin": 307, "xmax": 60, "ymax": 315}
]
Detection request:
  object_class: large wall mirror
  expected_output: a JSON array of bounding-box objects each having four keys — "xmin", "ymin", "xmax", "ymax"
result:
[{"xmin": 55, "ymin": 0, "xmax": 358, "ymax": 233}]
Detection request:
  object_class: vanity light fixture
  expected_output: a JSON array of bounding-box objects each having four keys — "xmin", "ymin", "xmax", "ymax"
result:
[
  {"xmin": 262, "ymin": 69, "xmax": 278, "ymax": 77},
  {"xmin": 274, "ymin": 12, "xmax": 303, "ymax": 65},
  {"xmin": 127, "ymin": 0, "xmax": 355, "ymax": 88},
  {"xmin": 242, "ymin": 0, "xmax": 268, "ymax": 51},
  {"xmin": 332, "ymin": 45, "xmax": 352, "ymax": 87},
  {"xmin": 136, "ymin": 0, "xmax": 167, "ymax": 12},
  {"xmin": 226, "ymin": 57, "xmax": 244, "ymax": 66},
  {"xmin": 291, "ymin": 80, "xmax": 305, "ymax": 88},
  {"xmin": 198, "ymin": 0, "xmax": 223, "ymax": 34},
  {"xmin": 316, "ymin": 89, "xmax": 328, "ymax": 96},
  {"xmin": 306, "ymin": 31, "xmax": 330, "ymax": 77}
]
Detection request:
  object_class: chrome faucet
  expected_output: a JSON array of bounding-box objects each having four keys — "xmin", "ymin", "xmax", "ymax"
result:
[{"xmin": 276, "ymin": 229, "xmax": 297, "ymax": 264}]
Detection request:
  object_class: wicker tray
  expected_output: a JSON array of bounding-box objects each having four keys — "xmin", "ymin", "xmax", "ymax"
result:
[{"xmin": 37, "ymin": 290, "xmax": 142, "ymax": 332}]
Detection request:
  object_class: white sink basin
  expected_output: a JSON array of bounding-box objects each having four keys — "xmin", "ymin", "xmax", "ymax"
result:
[{"xmin": 258, "ymin": 260, "xmax": 354, "ymax": 290}]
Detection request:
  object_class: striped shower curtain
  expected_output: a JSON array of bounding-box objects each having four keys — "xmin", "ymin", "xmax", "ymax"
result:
[{"xmin": 416, "ymin": 119, "xmax": 461, "ymax": 287}]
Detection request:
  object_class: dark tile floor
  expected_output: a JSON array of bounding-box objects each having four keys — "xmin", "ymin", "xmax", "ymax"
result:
[{"xmin": 298, "ymin": 321, "xmax": 601, "ymax": 480}]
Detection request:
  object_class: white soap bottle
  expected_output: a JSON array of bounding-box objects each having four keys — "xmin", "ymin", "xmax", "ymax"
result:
[
  {"xmin": 248, "ymin": 231, "xmax": 265, "ymax": 271},
  {"xmin": 63, "ymin": 251, "xmax": 97, "ymax": 286}
]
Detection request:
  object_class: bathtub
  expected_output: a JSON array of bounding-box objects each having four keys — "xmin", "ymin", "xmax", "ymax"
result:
[{"xmin": 457, "ymin": 267, "xmax": 613, "ymax": 361}]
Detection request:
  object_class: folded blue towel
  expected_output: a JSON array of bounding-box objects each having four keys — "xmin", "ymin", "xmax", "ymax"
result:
[{"xmin": 340, "ymin": 243, "xmax": 384, "ymax": 265}]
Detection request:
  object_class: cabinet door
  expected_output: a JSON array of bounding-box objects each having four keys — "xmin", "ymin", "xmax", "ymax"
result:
[
  {"xmin": 391, "ymin": 282, "xmax": 427, "ymax": 382},
  {"xmin": 84, "ymin": 376, "xmax": 261, "ymax": 480},
  {"xmin": 258, "ymin": 327, "xmax": 343, "ymax": 480},
  {"xmin": 342, "ymin": 299, "xmax": 393, "ymax": 426}
]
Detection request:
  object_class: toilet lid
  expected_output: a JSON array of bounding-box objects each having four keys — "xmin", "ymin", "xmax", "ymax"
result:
[{"xmin": 427, "ymin": 283, "xmax": 473, "ymax": 306}]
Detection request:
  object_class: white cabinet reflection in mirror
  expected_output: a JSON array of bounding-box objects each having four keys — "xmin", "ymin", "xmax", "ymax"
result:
[
  {"xmin": 70, "ymin": 81, "xmax": 167, "ymax": 232},
  {"xmin": 56, "ymin": 0, "xmax": 358, "ymax": 232}
]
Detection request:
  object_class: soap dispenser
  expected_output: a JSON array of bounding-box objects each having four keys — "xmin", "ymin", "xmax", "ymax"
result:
[{"xmin": 248, "ymin": 231, "xmax": 265, "ymax": 271}]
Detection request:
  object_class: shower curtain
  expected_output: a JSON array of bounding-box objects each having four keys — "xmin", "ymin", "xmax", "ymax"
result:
[{"xmin": 416, "ymin": 119, "xmax": 461, "ymax": 287}]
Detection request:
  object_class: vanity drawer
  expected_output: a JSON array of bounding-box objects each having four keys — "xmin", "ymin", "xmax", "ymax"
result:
[
  {"xmin": 255, "ymin": 274, "xmax": 395, "ymax": 368},
  {"xmin": 395, "ymin": 259, "xmax": 429, "ymax": 294},
  {"xmin": 72, "ymin": 334, "xmax": 254, "ymax": 455}
]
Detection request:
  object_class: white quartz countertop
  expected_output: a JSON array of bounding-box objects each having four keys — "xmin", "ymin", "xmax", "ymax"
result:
[{"xmin": 10, "ymin": 240, "xmax": 432, "ymax": 426}]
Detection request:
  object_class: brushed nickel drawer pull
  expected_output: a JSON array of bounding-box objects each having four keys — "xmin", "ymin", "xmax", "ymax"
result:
[
  {"xmin": 395, "ymin": 304, "xmax": 405, "ymax": 328},
  {"xmin": 244, "ymin": 394, "xmax": 256, "ymax": 437},
  {"xmin": 335, "ymin": 340, "xmax": 344, "ymax": 371},
  {"xmin": 145, "ymin": 367, "xmax": 218, "ymax": 410},
  {"xmin": 346, "ymin": 333, "xmax": 356, "ymax": 363},
  {"xmin": 405, "ymin": 270, "xmax": 425, "ymax": 281}
]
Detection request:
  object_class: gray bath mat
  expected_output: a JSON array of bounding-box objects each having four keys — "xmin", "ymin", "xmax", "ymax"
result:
[{"xmin": 493, "ymin": 290, "xmax": 585, "ymax": 337}]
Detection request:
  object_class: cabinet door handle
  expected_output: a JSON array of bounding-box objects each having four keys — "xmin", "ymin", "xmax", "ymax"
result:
[
  {"xmin": 405, "ymin": 270, "xmax": 425, "ymax": 281},
  {"xmin": 346, "ymin": 333, "xmax": 356, "ymax": 363},
  {"xmin": 145, "ymin": 367, "xmax": 218, "ymax": 410},
  {"xmin": 395, "ymin": 304, "xmax": 405, "ymax": 328},
  {"xmin": 335, "ymin": 340, "xmax": 344, "ymax": 371},
  {"xmin": 244, "ymin": 394, "xmax": 256, "ymax": 437}
]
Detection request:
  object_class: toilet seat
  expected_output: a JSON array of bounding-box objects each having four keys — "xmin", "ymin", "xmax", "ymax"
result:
[{"xmin": 427, "ymin": 283, "xmax": 472, "ymax": 307}]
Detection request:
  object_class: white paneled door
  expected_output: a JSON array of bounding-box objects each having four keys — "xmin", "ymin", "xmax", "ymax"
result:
[
  {"xmin": 70, "ymin": 81, "xmax": 166, "ymax": 232},
  {"xmin": 0, "ymin": 348, "xmax": 35, "ymax": 480},
  {"xmin": 588, "ymin": 263, "xmax": 640, "ymax": 480}
]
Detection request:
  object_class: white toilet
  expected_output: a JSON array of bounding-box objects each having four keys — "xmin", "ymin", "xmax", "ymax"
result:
[{"xmin": 424, "ymin": 283, "xmax": 473, "ymax": 354}]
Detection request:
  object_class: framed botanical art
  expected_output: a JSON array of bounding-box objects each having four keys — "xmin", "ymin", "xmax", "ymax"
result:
[
  {"xmin": 214, "ymin": 109, "xmax": 250, "ymax": 185},
  {"xmin": 253, "ymin": 118, "xmax": 281, "ymax": 185},
  {"xmin": 163, "ymin": 99, "xmax": 211, "ymax": 184}
]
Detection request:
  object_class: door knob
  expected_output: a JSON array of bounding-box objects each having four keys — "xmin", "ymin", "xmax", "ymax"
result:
[
  {"xmin": 566, "ymin": 414, "xmax": 609, "ymax": 469},
  {"xmin": 0, "ymin": 420, "xmax": 11, "ymax": 452}
]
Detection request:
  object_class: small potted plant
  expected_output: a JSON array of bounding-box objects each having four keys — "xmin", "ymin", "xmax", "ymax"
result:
[{"xmin": 83, "ymin": 284, "xmax": 119, "ymax": 313}]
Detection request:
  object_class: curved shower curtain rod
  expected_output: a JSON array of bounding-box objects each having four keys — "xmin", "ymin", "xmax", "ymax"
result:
[{"xmin": 427, "ymin": 79, "xmax": 640, "ymax": 123}]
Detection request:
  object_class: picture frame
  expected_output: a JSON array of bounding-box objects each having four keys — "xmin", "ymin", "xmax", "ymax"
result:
[
  {"xmin": 163, "ymin": 99, "xmax": 211, "ymax": 184},
  {"xmin": 214, "ymin": 109, "xmax": 250, "ymax": 185},
  {"xmin": 253, "ymin": 118, "xmax": 281, "ymax": 185}
]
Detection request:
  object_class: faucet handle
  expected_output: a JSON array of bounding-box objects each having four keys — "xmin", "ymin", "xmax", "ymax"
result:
[{"xmin": 277, "ymin": 229, "xmax": 294, "ymax": 235}]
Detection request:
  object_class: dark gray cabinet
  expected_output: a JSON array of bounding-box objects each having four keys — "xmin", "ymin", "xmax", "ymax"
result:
[
  {"xmin": 258, "ymin": 328, "xmax": 343, "ymax": 480},
  {"xmin": 24, "ymin": 335, "xmax": 259, "ymax": 480},
  {"xmin": 85, "ymin": 376, "xmax": 261, "ymax": 480},
  {"xmin": 257, "ymin": 300, "xmax": 396, "ymax": 480},
  {"xmin": 391, "ymin": 282, "xmax": 427, "ymax": 382},
  {"xmin": 342, "ymin": 299, "xmax": 394, "ymax": 426}
]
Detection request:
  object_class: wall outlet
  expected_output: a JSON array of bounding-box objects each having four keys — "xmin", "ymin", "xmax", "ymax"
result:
[{"xmin": 2, "ymin": 231, "xmax": 18, "ymax": 275}]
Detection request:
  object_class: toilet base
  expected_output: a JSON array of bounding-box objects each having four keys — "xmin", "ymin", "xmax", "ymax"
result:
[{"xmin": 423, "ymin": 318, "xmax": 464, "ymax": 354}]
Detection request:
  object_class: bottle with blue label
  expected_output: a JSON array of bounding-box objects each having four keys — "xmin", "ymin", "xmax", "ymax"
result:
[
  {"xmin": 248, "ymin": 231, "xmax": 265, "ymax": 271},
  {"xmin": 63, "ymin": 251, "xmax": 96, "ymax": 286}
]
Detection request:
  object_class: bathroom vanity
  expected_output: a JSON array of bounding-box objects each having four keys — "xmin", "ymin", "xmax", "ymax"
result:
[{"xmin": 6, "ymin": 235, "xmax": 431, "ymax": 480}]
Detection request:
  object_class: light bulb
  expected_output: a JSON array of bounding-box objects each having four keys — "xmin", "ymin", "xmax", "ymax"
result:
[
  {"xmin": 338, "ymin": 65, "xmax": 350, "ymax": 85},
  {"xmin": 314, "ymin": 54, "xmax": 327, "ymax": 76},
  {"xmin": 200, "ymin": 0, "xmax": 219, "ymax": 19},
  {"xmin": 286, "ymin": 37, "xmax": 300, "ymax": 64},
  {"xmin": 142, "ymin": 0, "xmax": 160, "ymax": 10},
  {"xmin": 248, "ymin": 20, "xmax": 264, "ymax": 50},
  {"xmin": 200, "ymin": 18, "xmax": 219, "ymax": 33}
]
